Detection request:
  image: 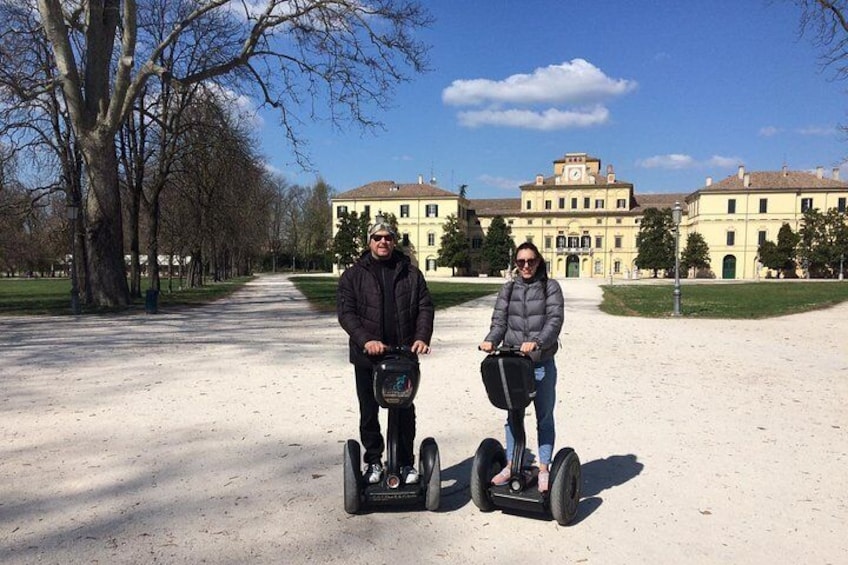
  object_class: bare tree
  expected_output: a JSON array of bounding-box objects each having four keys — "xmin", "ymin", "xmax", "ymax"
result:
[
  {"xmin": 165, "ymin": 93, "xmax": 265, "ymax": 287},
  {"xmin": 795, "ymin": 0, "xmax": 848, "ymax": 79},
  {"xmin": 265, "ymin": 173, "xmax": 290, "ymax": 272},
  {"xmin": 302, "ymin": 177, "xmax": 334, "ymax": 271},
  {"xmin": 0, "ymin": 1, "xmax": 88, "ymax": 294},
  {"xmin": 282, "ymin": 183, "xmax": 307, "ymax": 271},
  {"xmin": 21, "ymin": 0, "xmax": 431, "ymax": 306}
]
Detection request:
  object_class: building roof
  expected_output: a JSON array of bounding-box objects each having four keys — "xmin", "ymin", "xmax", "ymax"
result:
[
  {"xmin": 335, "ymin": 180, "xmax": 459, "ymax": 200},
  {"xmin": 632, "ymin": 193, "xmax": 688, "ymax": 213},
  {"xmin": 468, "ymin": 193, "xmax": 687, "ymax": 217},
  {"xmin": 696, "ymin": 169, "xmax": 848, "ymax": 194},
  {"xmin": 518, "ymin": 175, "xmax": 633, "ymax": 190},
  {"xmin": 468, "ymin": 198, "xmax": 521, "ymax": 216}
]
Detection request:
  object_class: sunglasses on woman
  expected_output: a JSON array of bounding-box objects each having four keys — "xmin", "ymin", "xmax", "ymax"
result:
[{"xmin": 515, "ymin": 258, "xmax": 537, "ymax": 268}]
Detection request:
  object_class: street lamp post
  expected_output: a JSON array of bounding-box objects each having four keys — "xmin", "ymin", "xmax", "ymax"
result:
[
  {"xmin": 67, "ymin": 202, "xmax": 81, "ymax": 315},
  {"xmin": 672, "ymin": 201, "xmax": 682, "ymax": 317},
  {"xmin": 840, "ymin": 254, "xmax": 845, "ymax": 281}
]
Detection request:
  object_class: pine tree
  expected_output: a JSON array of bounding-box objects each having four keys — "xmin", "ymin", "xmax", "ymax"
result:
[
  {"xmin": 482, "ymin": 216, "xmax": 514, "ymax": 276},
  {"xmin": 436, "ymin": 214, "xmax": 469, "ymax": 276},
  {"xmin": 332, "ymin": 211, "xmax": 363, "ymax": 269},
  {"xmin": 680, "ymin": 232, "xmax": 711, "ymax": 277},
  {"xmin": 635, "ymin": 208, "xmax": 675, "ymax": 277}
]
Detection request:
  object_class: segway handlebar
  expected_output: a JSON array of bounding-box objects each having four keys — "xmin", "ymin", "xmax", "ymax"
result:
[
  {"xmin": 478, "ymin": 344, "xmax": 525, "ymax": 354},
  {"xmin": 363, "ymin": 344, "xmax": 419, "ymax": 358}
]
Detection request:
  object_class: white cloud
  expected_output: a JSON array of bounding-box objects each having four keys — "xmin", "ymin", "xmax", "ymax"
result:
[
  {"xmin": 637, "ymin": 154, "xmax": 741, "ymax": 170},
  {"xmin": 477, "ymin": 174, "xmax": 527, "ymax": 191},
  {"xmin": 442, "ymin": 59, "xmax": 636, "ymax": 107},
  {"xmin": 442, "ymin": 59, "xmax": 635, "ymax": 131},
  {"xmin": 707, "ymin": 155, "xmax": 742, "ymax": 168},
  {"xmin": 205, "ymin": 83, "xmax": 264, "ymax": 128},
  {"xmin": 458, "ymin": 105, "xmax": 610, "ymax": 130},
  {"xmin": 637, "ymin": 154, "xmax": 696, "ymax": 170},
  {"xmin": 797, "ymin": 125, "xmax": 838, "ymax": 136},
  {"xmin": 760, "ymin": 125, "xmax": 837, "ymax": 137}
]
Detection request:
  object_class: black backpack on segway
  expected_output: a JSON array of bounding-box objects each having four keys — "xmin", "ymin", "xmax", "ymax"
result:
[
  {"xmin": 470, "ymin": 347, "xmax": 581, "ymax": 525},
  {"xmin": 343, "ymin": 347, "xmax": 440, "ymax": 514}
]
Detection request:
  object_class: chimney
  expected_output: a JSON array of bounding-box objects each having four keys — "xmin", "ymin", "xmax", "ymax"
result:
[
  {"xmin": 833, "ymin": 167, "xmax": 840, "ymax": 181},
  {"xmin": 782, "ymin": 164, "xmax": 788, "ymax": 177},
  {"xmin": 705, "ymin": 176, "xmax": 712, "ymax": 186},
  {"xmin": 606, "ymin": 164, "xmax": 615, "ymax": 183},
  {"xmin": 418, "ymin": 174, "xmax": 423, "ymax": 184},
  {"xmin": 430, "ymin": 175, "xmax": 437, "ymax": 185},
  {"xmin": 535, "ymin": 174, "xmax": 544, "ymax": 186},
  {"xmin": 737, "ymin": 165, "xmax": 745, "ymax": 180},
  {"xmin": 816, "ymin": 166, "xmax": 824, "ymax": 179},
  {"xmin": 743, "ymin": 173, "xmax": 751, "ymax": 188}
]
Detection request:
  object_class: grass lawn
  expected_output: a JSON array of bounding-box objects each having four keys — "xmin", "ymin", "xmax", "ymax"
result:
[
  {"xmin": 290, "ymin": 276, "xmax": 503, "ymax": 312},
  {"xmin": 0, "ymin": 276, "xmax": 254, "ymax": 316},
  {"xmin": 4, "ymin": 275, "xmax": 846, "ymax": 319},
  {"xmin": 601, "ymin": 280, "xmax": 848, "ymax": 318}
]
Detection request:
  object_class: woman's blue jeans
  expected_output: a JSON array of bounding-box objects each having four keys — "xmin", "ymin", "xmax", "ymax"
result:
[{"xmin": 503, "ymin": 357, "xmax": 557, "ymax": 466}]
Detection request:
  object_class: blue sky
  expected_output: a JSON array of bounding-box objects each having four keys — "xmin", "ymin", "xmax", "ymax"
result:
[{"xmin": 256, "ymin": 1, "xmax": 848, "ymax": 199}]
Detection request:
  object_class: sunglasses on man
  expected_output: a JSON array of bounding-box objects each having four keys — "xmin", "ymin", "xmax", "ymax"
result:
[{"xmin": 371, "ymin": 234, "xmax": 394, "ymax": 242}]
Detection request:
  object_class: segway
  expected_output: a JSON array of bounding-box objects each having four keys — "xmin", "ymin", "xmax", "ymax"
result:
[
  {"xmin": 343, "ymin": 346, "xmax": 440, "ymax": 514},
  {"xmin": 470, "ymin": 346, "xmax": 581, "ymax": 525}
]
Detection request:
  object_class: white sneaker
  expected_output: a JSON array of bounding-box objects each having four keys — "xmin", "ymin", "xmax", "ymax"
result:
[
  {"xmin": 401, "ymin": 466, "xmax": 419, "ymax": 484},
  {"xmin": 363, "ymin": 462, "xmax": 383, "ymax": 484}
]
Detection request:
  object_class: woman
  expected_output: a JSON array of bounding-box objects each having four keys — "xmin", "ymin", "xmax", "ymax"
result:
[{"xmin": 479, "ymin": 242, "xmax": 564, "ymax": 492}]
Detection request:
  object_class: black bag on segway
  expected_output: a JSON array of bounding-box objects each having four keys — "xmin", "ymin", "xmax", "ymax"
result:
[
  {"xmin": 480, "ymin": 352, "xmax": 536, "ymax": 410},
  {"xmin": 373, "ymin": 351, "xmax": 420, "ymax": 409}
]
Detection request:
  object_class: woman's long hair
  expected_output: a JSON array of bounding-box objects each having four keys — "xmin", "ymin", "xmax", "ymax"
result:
[{"xmin": 514, "ymin": 241, "xmax": 548, "ymax": 282}]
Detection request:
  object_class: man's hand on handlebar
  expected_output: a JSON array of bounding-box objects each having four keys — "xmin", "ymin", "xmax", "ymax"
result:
[
  {"xmin": 410, "ymin": 340, "xmax": 430, "ymax": 355},
  {"xmin": 363, "ymin": 340, "xmax": 387, "ymax": 356},
  {"xmin": 363, "ymin": 340, "xmax": 431, "ymax": 355}
]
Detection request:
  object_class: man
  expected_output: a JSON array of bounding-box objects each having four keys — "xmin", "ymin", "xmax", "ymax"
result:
[{"xmin": 337, "ymin": 218, "xmax": 434, "ymax": 485}]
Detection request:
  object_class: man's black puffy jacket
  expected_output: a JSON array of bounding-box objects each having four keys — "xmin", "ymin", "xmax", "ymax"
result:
[{"xmin": 337, "ymin": 250, "xmax": 434, "ymax": 367}]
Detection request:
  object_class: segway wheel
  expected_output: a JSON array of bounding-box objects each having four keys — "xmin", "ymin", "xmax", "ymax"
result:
[
  {"xmin": 549, "ymin": 447, "xmax": 581, "ymax": 526},
  {"xmin": 343, "ymin": 440, "xmax": 362, "ymax": 515},
  {"xmin": 419, "ymin": 437, "xmax": 441, "ymax": 511},
  {"xmin": 470, "ymin": 438, "xmax": 506, "ymax": 512}
]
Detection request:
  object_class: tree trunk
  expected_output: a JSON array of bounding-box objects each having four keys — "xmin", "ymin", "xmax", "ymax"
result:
[
  {"xmin": 80, "ymin": 135, "xmax": 130, "ymax": 307},
  {"xmin": 186, "ymin": 250, "xmax": 203, "ymax": 288}
]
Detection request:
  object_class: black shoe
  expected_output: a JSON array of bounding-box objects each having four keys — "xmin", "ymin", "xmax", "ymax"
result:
[{"xmin": 363, "ymin": 462, "xmax": 383, "ymax": 484}]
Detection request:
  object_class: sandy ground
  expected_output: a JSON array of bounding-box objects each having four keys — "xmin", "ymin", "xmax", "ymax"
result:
[{"xmin": 1, "ymin": 274, "xmax": 847, "ymax": 564}]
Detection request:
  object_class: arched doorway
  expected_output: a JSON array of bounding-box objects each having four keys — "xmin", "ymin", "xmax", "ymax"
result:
[
  {"xmin": 722, "ymin": 255, "xmax": 736, "ymax": 279},
  {"xmin": 566, "ymin": 255, "xmax": 580, "ymax": 278}
]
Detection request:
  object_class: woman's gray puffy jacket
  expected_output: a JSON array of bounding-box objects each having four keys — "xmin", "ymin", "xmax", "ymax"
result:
[{"xmin": 484, "ymin": 275, "xmax": 564, "ymax": 362}]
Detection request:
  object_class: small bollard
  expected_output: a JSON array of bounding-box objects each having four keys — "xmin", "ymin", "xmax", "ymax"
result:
[{"xmin": 145, "ymin": 289, "xmax": 159, "ymax": 314}]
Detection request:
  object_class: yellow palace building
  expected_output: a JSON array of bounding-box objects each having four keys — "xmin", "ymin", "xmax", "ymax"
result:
[{"xmin": 331, "ymin": 152, "xmax": 848, "ymax": 280}]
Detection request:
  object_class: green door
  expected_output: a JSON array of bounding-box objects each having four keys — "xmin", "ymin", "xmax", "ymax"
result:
[
  {"xmin": 566, "ymin": 255, "xmax": 580, "ymax": 278},
  {"xmin": 722, "ymin": 255, "xmax": 736, "ymax": 279}
]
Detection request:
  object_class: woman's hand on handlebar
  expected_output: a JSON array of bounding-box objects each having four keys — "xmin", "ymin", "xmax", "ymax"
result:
[
  {"xmin": 479, "ymin": 341, "xmax": 495, "ymax": 353},
  {"xmin": 519, "ymin": 341, "xmax": 539, "ymax": 355}
]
